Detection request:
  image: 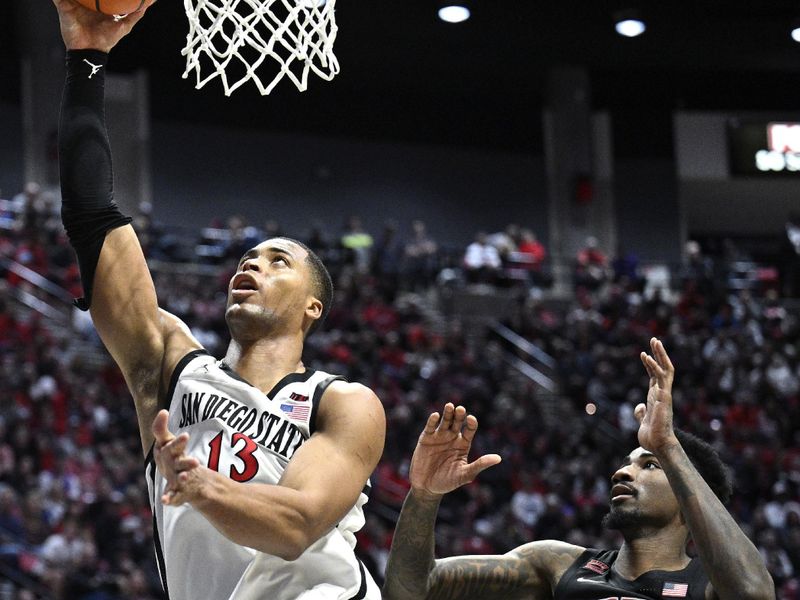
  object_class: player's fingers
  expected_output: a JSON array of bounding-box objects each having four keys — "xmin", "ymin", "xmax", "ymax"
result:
[
  {"xmin": 644, "ymin": 354, "xmax": 665, "ymax": 380},
  {"xmin": 160, "ymin": 477, "xmax": 178, "ymax": 498},
  {"xmin": 130, "ymin": 0, "xmax": 157, "ymax": 17},
  {"xmin": 462, "ymin": 414, "xmax": 479, "ymax": 443},
  {"xmin": 439, "ymin": 403, "xmax": 455, "ymax": 431},
  {"xmin": 162, "ymin": 470, "xmax": 191, "ymax": 503},
  {"xmin": 452, "ymin": 405, "xmax": 467, "ymax": 433},
  {"xmin": 423, "ymin": 412, "xmax": 440, "ymax": 435},
  {"xmin": 162, "ymin": 489, "xmax": 186, "ymax": 506},
  {"xmin": 153, "ymin": 444, "xmax": 168, "ymax": 466},
  {"xmin": 465, "ymin": 454, "xmax": 502, "ymax": 481},
  {"xmin": 634, "ymin": 403, "xmax": 646, "ymax": 423},
  {"xmin": 650, "ymin": 338, "xmax": 663, "ymax": 369},
  {"xmin": 120, "ymin": 9, "xmax": 146, "ymax": 26},
  {"xmin": 160, "ymin": 435, "xmax": 184, "ymax": 455},
  {"xmin": 640, "ymin": 352, "xmax": 655, "ymax": 378},
  {"xmin": 174, "ymin": 456, "xmax": 200, "ymax": 472},
  {"xmin": 650, "ymin": 338, "xmax": 670, "ymax": 373},
  {"xmin": 164, "ymin": 432, "xmax": 190, "ymax": 458},
  {"xmin": 118, "ymin": 0, "xmax": 155, "ymax": 26},
  {"xmin": 654, "ymin": 338, "xmax": 675, "ymax": 373},
  {"xmin": 151, "ymin": 410, "xmax": 174, "ymax": 443},
  {"xmin": 154, "ymin": 454, "xmax": 177, "ymax": 483}
]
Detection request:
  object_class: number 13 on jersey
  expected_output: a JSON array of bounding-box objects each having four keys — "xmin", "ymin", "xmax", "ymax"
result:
[{"xmin": 207, "ymin": 431, "xmax": 260, "ymax": 482}]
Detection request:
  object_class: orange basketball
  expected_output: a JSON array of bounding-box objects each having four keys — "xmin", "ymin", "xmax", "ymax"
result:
[{"xmin": 72, "ymin": 0, "xmax": 146, "ymax": 16}]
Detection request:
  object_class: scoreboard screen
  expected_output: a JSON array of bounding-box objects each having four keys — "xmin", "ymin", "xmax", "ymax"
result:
[{"xmin": 728, "ymin": 121, "xmax": 800, "ymax": 176}]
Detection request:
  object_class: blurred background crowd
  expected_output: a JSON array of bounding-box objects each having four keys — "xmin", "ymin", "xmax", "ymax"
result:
[{"xmin": 1, "ymin": 184, "xmax": 799, "ymax": 599}]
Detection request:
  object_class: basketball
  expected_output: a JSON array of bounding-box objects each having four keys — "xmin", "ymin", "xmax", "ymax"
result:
[{"xmin": 72, "ymin": 0, "xmax": 146, "ymax": 16}]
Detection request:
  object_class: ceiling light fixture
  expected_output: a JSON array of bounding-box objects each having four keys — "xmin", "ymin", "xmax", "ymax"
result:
[
  {"xmin": 613, "ymin": 10, "xmax": 646, "ymax": 38},
  {"xmin": 615, "ymin": 18, "xmax": 646, "ymax": 37},
  {"xmin": 792, "ymin": 26, "xmax": 800, "ymax": 43},
  {"xmin": 438, "ymin": 5, "xmax": 470, "ymax": 24}
]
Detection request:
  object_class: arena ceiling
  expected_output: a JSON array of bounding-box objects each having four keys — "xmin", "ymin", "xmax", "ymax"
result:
[{"xmin": 3, "ymin": 0, "xmax": 800, "ymax": 156}]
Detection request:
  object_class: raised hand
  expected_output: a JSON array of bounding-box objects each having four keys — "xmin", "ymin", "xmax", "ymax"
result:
[
  {"xmin": 409, "ymin": 403, "xmax": 501, "ymax": 499},
  {"xmin": 52, "ymin": 0, "xmax": 157, "ymax": 52},
  {"xmin": 636, "ymin": 337, "xmax": 678, "ymax": 454},
  {"xmin": 152, "ymin": 410, "xmax": 201, "ymax": 506}
]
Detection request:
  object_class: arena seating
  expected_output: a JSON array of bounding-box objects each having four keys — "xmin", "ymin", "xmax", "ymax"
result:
[{"xmin": 1, "ymin": 188, "xmax": 798, "ymax": 599}]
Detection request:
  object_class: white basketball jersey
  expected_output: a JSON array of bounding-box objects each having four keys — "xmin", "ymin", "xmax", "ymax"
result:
[{"xmin": 144, "ymin": 350, "xmax": 380, "ymax": 600}]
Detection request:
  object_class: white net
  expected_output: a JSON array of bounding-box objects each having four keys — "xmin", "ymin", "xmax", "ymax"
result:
[{"xmin": 181, "ymin": 0, "xmax": 339, "ymax": 96}]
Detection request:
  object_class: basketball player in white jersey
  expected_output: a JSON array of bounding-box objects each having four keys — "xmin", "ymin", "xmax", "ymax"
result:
[{"xmin": 52, "ymin": 1, "xmax": 385, "ymax": 598}]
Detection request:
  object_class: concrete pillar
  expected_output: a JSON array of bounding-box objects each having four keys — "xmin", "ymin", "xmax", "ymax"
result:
[
  {"xmin": 105, "ymin": 71, "xmax": 152, "ymax": 216},
  {"xmin": 543, "ymin": 66, "xmax": 616, "ymax": 294},
  {"xmin": 16, "ymin": 0, "xmax": 63, "ymax": 188}
]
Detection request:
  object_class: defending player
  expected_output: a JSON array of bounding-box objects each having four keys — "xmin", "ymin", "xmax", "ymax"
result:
[
  {"xmin": 52, "ymin": 1, "xmax": 385, "ymax": 598},
  {"xmin": 383, "ymin": 338, "xmax": 774, "ymax": 600}
]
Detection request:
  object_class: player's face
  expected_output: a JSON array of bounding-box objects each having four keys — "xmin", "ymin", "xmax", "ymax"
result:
[
  {"xmin": 603, "ymin": 447, "xmax": 681, "ymax": 533},
  {"xmin": 225, "ymin": 238, "xmax": 318, "ymax": 336}
]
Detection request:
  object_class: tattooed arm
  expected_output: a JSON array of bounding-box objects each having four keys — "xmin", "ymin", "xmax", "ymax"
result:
[
  {"xmin": 638, "ymin": 339, "xmax": 775, "ymax": 600},
  {"xmin": 429, "ymin": 541, "xmax": 583, "ymax": 600},
  {"xmin": 382, "ymin": 404, "xmax": 582, "ymax": 600}
]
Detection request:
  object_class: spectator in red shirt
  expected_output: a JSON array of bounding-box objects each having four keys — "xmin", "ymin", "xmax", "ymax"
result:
[
  {"xmin": 517, "ymin": 229, "xmax": 546, "ymax": 270},
  {"xmin": 575, "ymin": 236, "xmax": 610, "ymax": 290}
]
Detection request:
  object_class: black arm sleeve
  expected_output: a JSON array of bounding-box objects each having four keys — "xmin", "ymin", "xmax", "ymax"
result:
[{"xmin": 59, "ymin": 49, "xmax": 132, "ymax": 311}]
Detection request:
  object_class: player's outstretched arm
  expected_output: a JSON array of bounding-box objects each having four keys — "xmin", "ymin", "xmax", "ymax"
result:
[
  {"xmin": 152, "ymin": 381, "xmax": 386, "ymax": 560},
  {"xmin": 382, "ymin": 404, "xmax": 582, "ymax": 600},
  {"xmin": 55, "ymin": 0, "xmax": 199, "ymax": 452},
  {"xmin": 638, "ymin": 338, "xmax": 775, "ymax": 600},
  {"xmin": 56, "ymin": 0, "xmax": 159, "ymax": 344}
]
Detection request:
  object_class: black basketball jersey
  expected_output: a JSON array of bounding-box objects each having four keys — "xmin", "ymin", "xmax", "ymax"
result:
[{"xmin": 554, "ymin": 548, "xmax": 709, "ymax": 600}]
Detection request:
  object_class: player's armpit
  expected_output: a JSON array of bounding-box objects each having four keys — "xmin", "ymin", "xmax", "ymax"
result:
[
  {"xmin": 427, "ymin": 540, "xmax": 583, "ymax": 600},
  {"xmin": 126, "ymin": 309, "xmax": 203, "ymax": 455}
]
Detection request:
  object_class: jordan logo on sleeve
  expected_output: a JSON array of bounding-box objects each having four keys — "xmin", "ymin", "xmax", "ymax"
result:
[{"xmin": 83, "ymin": 59, "xmax": 103, "ymax": 79}]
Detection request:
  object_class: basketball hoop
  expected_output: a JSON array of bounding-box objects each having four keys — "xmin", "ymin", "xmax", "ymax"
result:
[{"xmin": 181, "ymin": 0, "xmax": 339, "ymax": 96}]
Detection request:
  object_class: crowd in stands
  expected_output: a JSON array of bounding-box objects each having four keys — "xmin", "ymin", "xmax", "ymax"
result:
[{"xmin": 1, "ymin": 183, "xmax": 799, "ymax": 599}]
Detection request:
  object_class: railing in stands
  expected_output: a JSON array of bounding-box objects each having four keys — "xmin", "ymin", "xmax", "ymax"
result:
[
  {"xmin": 0, "ymin": 522, "xmax": 55, "ymax": 599},
  {"xmin": 0, "ymin": 257, "xmax": 74, "ymax": 305},
  {"xmin": 0, "ymin": 562, "xmax": 54, "ymax": 599},
  {"xmin": 0, "ymin": 255, "xmax": 74, "ymax": 321},
  {"xmin": 500, "ymin": 354, "xmax": 557, "ymax": 393},
  {"xmin": 4, "ymin": 286, "xmax": 64, "ymax": 320},
  {"xmin": 491, "ymin": 321, "xmax": 556, "ymax": 370},
  {"xmin": 487, "ymin": 320, "xmax": 570, "ymax": 426},
  {"xmin": 489, "ymin": 321, "xmax": 558, "ymax": 393}
]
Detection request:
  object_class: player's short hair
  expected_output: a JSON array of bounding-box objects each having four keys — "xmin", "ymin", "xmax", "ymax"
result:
[
  {"xmin": 674, "ymin": 429, "xmax": 733, "ymax": 504},
  {"xmin": 276, "ymin": 237, "xmax": 333, "ymax": 336}
]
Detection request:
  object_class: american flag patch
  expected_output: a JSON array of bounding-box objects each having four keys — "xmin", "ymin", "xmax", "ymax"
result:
[
  {"xmin": 280, "ymin": 403, "xmax": 310, "ymax": 420},
  {"xmin": 662, "ymin": 582, "xmax": 688, "ymax": 597}
]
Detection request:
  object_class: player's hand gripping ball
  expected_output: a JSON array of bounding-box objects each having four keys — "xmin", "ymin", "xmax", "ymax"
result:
[{"xmin": 72, "ymin": 0, "xmax": 146, "ymax": 16}]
